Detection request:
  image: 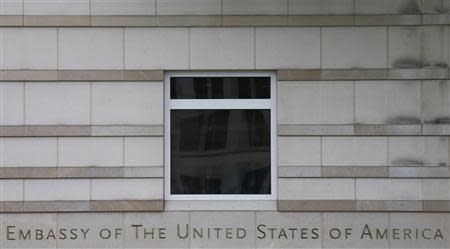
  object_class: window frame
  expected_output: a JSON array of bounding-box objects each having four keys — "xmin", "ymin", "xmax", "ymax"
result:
[{"xmin": 164, "ymin": 71, "xmax": 277, "ymax": 201}]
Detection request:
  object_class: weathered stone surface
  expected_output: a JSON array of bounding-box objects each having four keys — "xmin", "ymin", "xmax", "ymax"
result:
[
  {"xmin": 90, "ymin": 200, "xmax": 163, "ymax": 212},
  {"xmin": 91, "ymin": 15, "xmax": 156, "ymax": 26},
  {"xmin": 224, "ymin": 15, "xmax": 287, "ymax": 26},
  {"xmin": 23, "ymin": 201, "xmax": 90, "ymax": 212},
  {"xmin": 322, "ymin": 166, "xmax": 389, "ymax": 178},
  {"xmin": 278, "ymin": 124, "xmax": 354, "ymax": 136},
  {"xmin": 0, "ymin": 70, "xmax": 58, "ymax": 81},
  {"xmin": 356, "ymin": 200, "xmax": 423, "ymax": 211},
  {"xmin": 389, "ymin": 167, "xmax": 450, "ymax": 177},
  {"xmin": 355, "ymin": 124, "xmax": 422, "ymax": 135},
  {"xmin": 278, "ymin": 200, "xmax": 356, "ymax": 211},
  {"xmin": 277, "ymin": 69, "xmax": 321, "ymax": 81},
  {"xmin": 278, "ymin": 166, "xmax": 321, "ymax": 177},
  {"xmin": 355, "ymin": 15, "xmax": 420, "ymax": 25},
  {"xmin": 24, "ymin": 15, "xmax": 90, "ymax": 26},
  {"xmin": 0, "ymin": 167, "xmax": 57, "ymax": 178},
  {"xmin": 91, "ymin": 125, "xmax": 164, "ymax": 136}
]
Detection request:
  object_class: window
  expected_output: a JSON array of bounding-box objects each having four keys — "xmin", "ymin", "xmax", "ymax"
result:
[{"xmin": 165, "ymin": 72, "xmax": 277, "ymax": 200}]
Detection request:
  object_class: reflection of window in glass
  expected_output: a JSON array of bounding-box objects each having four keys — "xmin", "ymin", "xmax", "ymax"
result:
[{"xmin": 166, "ymin": 73, "xmax": 276, "ymax": 200}]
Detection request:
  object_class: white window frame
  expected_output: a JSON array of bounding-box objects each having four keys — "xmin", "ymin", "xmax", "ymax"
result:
[{"xmin": 164, "ymin": 71, "xmax": 277, "ymax": 201}]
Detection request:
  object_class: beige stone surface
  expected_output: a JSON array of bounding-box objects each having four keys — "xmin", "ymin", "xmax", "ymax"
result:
[
  {"xmin": 23, "ymin": 0, "xmax": 89, "ymax": 15},
  {"xmin": 91, "ymin": 178, "xmax": 163, "ymax": 200},
  {"xmin": 278, "ymin": 81, "xmax": 354, "ymax": 125},
  {"xmin": 354, "ymin": 124, "xmax": 421, "ymax": 136},
  {"xmin": 389, "ymin": 137, "xmax": 449, "ymax": 166},
  {"xmin": 0, "ymin": 137, "xmax": 57, "ymax": 167},
  {"xmin": 255, "ymin": 28, "xmax": 320, "ymax": 69},
  {"xmin": 223, "ymin": 16, "xmax": 287, "ymax": 27},
  {"xmin": 0, "ymin": 28, "xmax": 57, "ymax": 70},
  {"xmin": 58, "ymin": 137, "xmax": 123, "ymax": 167},
  {"xmin": 223, "ymin": 0, "xmax": 287, "ymax": 15},
  {"xmin": 322, "ymin": 137, "xmax": 388, "ymax": 167},
  {"xmin": 278, "ymin": 200, "xmax": 356, "ymax": 211},
  {"xmin": 124, "ymin": 137, "xmax": 163, "ymax": 167},
  {"xmin": 388, "ymin": 26, "xmax": 449, "ymax": 68},
  {"xmin": 423, "ymin": 179, "xmax": 450, "ymax": 200},
  {"xmin": 278, "ymin": 124, "xmax": 354, "ymax": 136},
  {"xmin": 355, "ymin": 0, "xmax": 421, "ymax": 14},
  {"xmin": 24, "ymin": 179, "xmax": 90, "ymax": 201},
  {"xmin": 422, "ymin": 0, "xmax": 450, "ymax": 13},
  {"xmin": 189, "ymin": 28, "xmax": 254, "ymax": 69},
  {"xmin": 0, "ymin": 0, "xmax": 23, "ymax": 15},
  {"xmin": 157, "ymin": 15, "xmax": 222, "ymax": 26},
  {"xmin": 91, "ymin": 0, "xmax": 156, "ymax": 15},
  {"xmin": 157, "ymin": 0, "xmax": 221, "ymax": 15},
  {"xmin": 0, "ymin": 82, "xmax": 24, "ymax": 125},
  {"xmin": 422, "ymin": 80, "xmax": 450, "ymax": 124},
  {"xmin": 355, "ymin": 81, "xmax": 421, "ymax": 124},
  {"xmin": 58, "ymin": 28, "xmax": 123, "ymax": 70},
  {"xmin": 23, "ymin": 15, "xmax": 90, "ymax": 26},
  {"xmin": 0, "ymin": 180, "xmax": 23, "ymax": 201},
  {"xmin": 354, "ymin": 14, "xmax": 421, "ymax": 25},
  {"xmin": 289, "ymin": 0, "xmax": 353, "ymax": 15},
  {"xmin": 91, "ymin": 82, "xmax": 163, "ymax": 125},
  {"xmin": 356, "ymin": 179, "xmax": 422, "ymax": 200},
  {"xmin": 321, "ymin": 27, "xmax": 387, "ymax": 69},
  {"xmin": 278, "ymin": 137, "xmax": 321, "ymax": 166},
  {"xmin": 24, "ymin": 82, "xmax": 90, "ymax": 125},
  {"xmin": 125, "ymin": 28, "xmax": 189, "ymax": 69},
  {"xmin": 321, "ymin": 166, "xmax": 389, "ymax": 178},
  {"xmin": 91, "ymin": 125, "xmax": 164, "ymax": 136},
  {"xmin": 278, "ymin": 166, "xmax": 321, "ymax": 178},
  {"xmin": 91, "ymin": 15, "xmax": 156, "ymax": 26},
  {"xmin": 279, "ymin": 178, "xmax": 355, "ymax": 200},
  {"xmin": 1, "ymin": 167, "xmax": 57, "ymax": 178}
]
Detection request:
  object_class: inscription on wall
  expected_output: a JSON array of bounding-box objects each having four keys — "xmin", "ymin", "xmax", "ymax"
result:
[{"xmin": 1, "ymin": 212, "xmax": 449, "ymax": 248}]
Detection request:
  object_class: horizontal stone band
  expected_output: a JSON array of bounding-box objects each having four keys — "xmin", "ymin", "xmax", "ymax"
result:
[
  {"xmin": 278, "ymin": 124, "xmax": 450, "ymax": 136},
  {"xmin": 3, "ymin": 166, "xmax": 448, "ymax": 179},
  {"xmin": 278, "ymin": 166, "xmax": 450, "ymax": 178},
  {"xmin": 0, "ymin": 68, "xmax": 448, "ymax": 82},
  {"xmin": 277, "ymin": 200, "xmax": 450, "ymax": 212},
  {"xmin": 0, "ymin": 167, "xmax": 163, "ymax": 179},
  {"xmin": 1, "ymin": 200, "xmax": 448, "ymax": 212},
  {"xmin": 0, "ymin": 70, "xmax": 163, "ymax": 81},
  {"xmin": 1, "ymin": 125, "xmax": 448, "ymax": 137},
  {"xmin": 0, "ymin": 200, "xmax": 163, "ymax": 212},
  {"xmin": 0, "ymin": 15, "xmax": 448, "ymax": 27},
  {"xmin": 0, "ymin": 125, "xmax": 163, "ymax": 137},
  {"xmin": 278, "ymin": 68, "xmax": 449, "ymax": 81}
]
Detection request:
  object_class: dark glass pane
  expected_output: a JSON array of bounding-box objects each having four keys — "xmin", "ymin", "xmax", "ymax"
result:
[
  {"xmin": 170, "ymin": 77, "xmax": 270, "ymax": 99},
  {"xmin": 171, "ymin": 109, "xmax": 271, "ymax": 195}
]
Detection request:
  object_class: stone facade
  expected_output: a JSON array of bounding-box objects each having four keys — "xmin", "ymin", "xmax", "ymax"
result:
[{"xmin": 0, "ymin": 0, "xmax": 449, "ymax": 248}]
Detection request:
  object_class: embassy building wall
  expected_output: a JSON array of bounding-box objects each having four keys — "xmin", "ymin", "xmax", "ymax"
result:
[{"xmin": 0, "ymin": 0, "xmax": 450, "ymax": 248}]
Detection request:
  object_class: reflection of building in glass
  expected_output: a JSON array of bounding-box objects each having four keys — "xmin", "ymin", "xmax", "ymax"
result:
[{"xmin": 171, "ymin": 109, "xmax": 271, "ymax": 194}]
